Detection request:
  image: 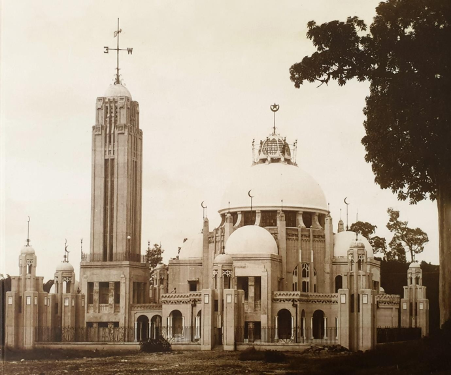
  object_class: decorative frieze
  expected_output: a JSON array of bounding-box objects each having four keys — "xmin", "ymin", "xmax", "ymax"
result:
[
  {"xmin": 273, "ymin": 291, "xmax": 338, "ymax": 304},
  {"xmin": 376, "ymin": 294, "xmax": 400, "ymax": 307},
  {"xmin": 161, "ymin": 292, "xmax": 202, "ymax": 305}
]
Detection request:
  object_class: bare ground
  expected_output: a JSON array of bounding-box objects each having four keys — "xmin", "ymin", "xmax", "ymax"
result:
[{"xmin": 1, "ymin": 350, "xmax": 299, "ymax": 375}]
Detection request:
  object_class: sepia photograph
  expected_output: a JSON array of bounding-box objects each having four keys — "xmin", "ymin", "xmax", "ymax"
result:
[{"xmin": 1, "ymin": 0, "xmax": 450, "ymax": 373}]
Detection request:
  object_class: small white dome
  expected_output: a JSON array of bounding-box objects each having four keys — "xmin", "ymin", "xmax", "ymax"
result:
[
  {"xmin": 379, "ymin": 287, "xmax": 385, "ymax": 294},
  {"xmin": 220, "ymin": 163, "xmax": 327, "ymax": 213},
  {"xmin": 334, "ymin": 231, "xmax": 373, "ymax": 257},
  {"xmin": 21, "ymin": 245, "xmax": 35, "ymax": 255},
  {"xmin": 214, "ymin": 254, "xmax": 233, "ymax": 265},
  {"xmin": 104, "ymin": 84, "xmax": 132, "ymax": 99},
  {"xmin": 226, "ymin": 226, "xmax": 278, "ymax": 255},
  {"xmin": 56, "ymin": 262, "xmax": 74, "ymax": 272},
  {"xmin": 409, "ymin": 262, "xmax": 421, "ymax": 268},
  {"xmin": 178, "ymin": 233, "xmax": 204, "ymax": 260}
]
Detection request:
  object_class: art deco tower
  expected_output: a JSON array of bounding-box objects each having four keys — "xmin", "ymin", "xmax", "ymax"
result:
[{"xmin": 90, "ymin": 84, "xmax": 142, "ymax": 261}]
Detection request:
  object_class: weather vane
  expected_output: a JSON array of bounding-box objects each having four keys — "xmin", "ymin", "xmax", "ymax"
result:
[
  {"xmin": 270, "ymin": 103, "xmax": 279, "ymax": 135},
  {"xmin": 104, "ymin": 18, "xmax": 133, "ymax": 85}
]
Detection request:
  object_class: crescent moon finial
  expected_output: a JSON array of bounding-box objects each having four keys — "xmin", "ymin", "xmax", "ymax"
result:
[
  {"xmin": 201, "ymin": 201, "xmax": 206, "ymax": 208},
  {"xmin": 344, "ymin": 197, "xmax": 349, "ymax": 205},
  {"xmin": 248, "ymin": 189, "xmax": 254, "ymax": 198}
]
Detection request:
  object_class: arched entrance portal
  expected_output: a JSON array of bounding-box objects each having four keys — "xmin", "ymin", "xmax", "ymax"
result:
[
  {"xmin": 168, "ymin": 310, "xmax": 184, "ymax": 339},
  {"xmin": 277, "ymin": 309, "xmax": 292, "ymax": 340},
  {"xmin": 136, "ymin": 315, "xmax": 149, "ymax": 341},
  {"xmin": 312, "ymin": 310, "xmax": 325, "ymax": 339},
  {"xmin": 151, "ymin": 315, "xmax": 162, "ymax": 339}
]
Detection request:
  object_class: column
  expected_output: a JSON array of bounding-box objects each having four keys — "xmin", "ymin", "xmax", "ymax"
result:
[
  {"xmin": 291, "ymin": 316, "xmax": 295, "ymax": 340},
  {"xmin": 303, "ymin": 318, "xmax": 306, "ymax": 339},
  {"xmin": 311, "ymin": 317, "xmax": 314, "ymax": 339},
  {"xmin": 248, "ymin": 277, "xmax": 255, "ymax": 312},
  {"xmin": 324, "ymin": 317, "xmax": 327, "ymax": 339},
  {"xmin": 274, "ymin": 316, "xmax": 279, "ymax": 340},
  {"xmin": 134, "ymin": 322, "xmax": 138, "ymax": 342}
]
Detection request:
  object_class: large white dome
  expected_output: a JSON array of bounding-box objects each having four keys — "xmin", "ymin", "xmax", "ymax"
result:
[
  {"xmin": 219, "ymin": 163, "xmax": 327, "ymax": 213},
  {"xmin": 334, "ymin": 231, "xmax": 374, "ymax": 257},
  {"xmin": 178, "ymin": 233, "xmax": 204, "ymax": 260},
  {"xmin": 226, "ymin": 226, "xmax": 278, "ymax": 255}
]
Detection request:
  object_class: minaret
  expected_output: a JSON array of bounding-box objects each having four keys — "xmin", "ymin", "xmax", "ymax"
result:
[{"xmin": 401, "ymin": 262, "xmax": 429, "ymax": 336}]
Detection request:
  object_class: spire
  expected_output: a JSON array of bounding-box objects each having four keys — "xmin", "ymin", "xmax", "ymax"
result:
[
  {"xmin": 104, "ymin": 18, "xmax": 134, "ymax": 85},
  {"xmin": 270, "ymin": 103, "xmax": 279, "ymax": 135},
  {"xmin": 63, "ymin": 239, "xmax": 70, "ymax": 263},
  {"xmin": 26, "ymin": 216, "xmax": 30, "ymax": 246}
]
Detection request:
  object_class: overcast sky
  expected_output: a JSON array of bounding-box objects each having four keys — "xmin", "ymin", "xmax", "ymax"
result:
[{"xmin": 1, "ymin": 0, "xmax": 439, "ymax": 282}]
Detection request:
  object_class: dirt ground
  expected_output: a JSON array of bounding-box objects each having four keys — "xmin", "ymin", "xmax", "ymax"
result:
[{"xmin": 1, "ymin": 350, "xmax": 304, "ymax": 375}]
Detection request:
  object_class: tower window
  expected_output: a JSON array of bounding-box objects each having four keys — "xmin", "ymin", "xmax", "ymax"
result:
[
  {"xmin": 87, "ymin": 282, "xmax": 94, "ymax": 304},
  {"xmin": 99, "ymin": 282, "xmax": 109, "ymax": 304}
]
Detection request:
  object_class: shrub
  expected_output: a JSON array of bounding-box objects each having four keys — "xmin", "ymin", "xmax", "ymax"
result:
[
  {"xmin": 139, "ymin": 337, "xmax": 171, "ymax": 353},
  {"xmin": 238, "ymin": 347, "xmax": 264, "ymax": 361},
  {"xmin": 264, "ymin": 350, "xmax": 286, "ymax": 363}
]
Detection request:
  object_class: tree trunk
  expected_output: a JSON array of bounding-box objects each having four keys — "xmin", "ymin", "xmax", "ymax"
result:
[{"xmin": 437, "ymin": 180, "xmax": 451, "ymax": 327}]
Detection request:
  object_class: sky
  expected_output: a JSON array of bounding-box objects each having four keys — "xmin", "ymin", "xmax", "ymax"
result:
[{"xmin": 0, "ymin": 0, "xmax": 439, "ymax": 282}]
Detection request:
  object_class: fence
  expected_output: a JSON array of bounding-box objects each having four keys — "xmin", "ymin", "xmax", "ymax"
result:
[
  {"xmin": 377, "ymin": 327, "xmax": 421, "ymax": 343},
  {"xmin": 36, "ymin": 327, "xmax": 135, "ymax": 343},
  {"xmin": 234, "ymin": 327, "xmax": 338, "ymax": 345}
]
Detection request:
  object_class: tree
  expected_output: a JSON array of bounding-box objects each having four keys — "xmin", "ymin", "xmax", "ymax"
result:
[
  {"xmin": 350, "ymin": 221, "xmax": 377, "ymax": 240},
  {"xmin": 386, "ymin": 208, "xmax": 428, "ymax": 262},
  {"xmin": 43, "ymin": 279, "xmax": 54, "ymax": 293},
  {"xmin": 351, "ymin": 220, "xmax": 388, "ymax": 259},
  {"xmin": 146, "ymin": 243, "xmax": 164, "ymax": 282},
  {"xmin": 289, "ymin": 0, "xmax": 451, "ymax": 325}
]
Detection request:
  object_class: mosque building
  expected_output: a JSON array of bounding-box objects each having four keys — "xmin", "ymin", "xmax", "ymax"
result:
[{"xmin": 4, "ymin": 40, "xmax": 429, "ymax": 351}]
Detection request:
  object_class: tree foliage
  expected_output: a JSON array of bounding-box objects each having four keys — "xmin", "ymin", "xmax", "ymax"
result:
[
  {"xmin": 351, "ymin": 221, "xmax": 389, "ymax": 260},
  {"xmin": 290, "ymin": 0, "xmax": 451, "ymax": 324},
  {"xmin": 290, "ymin": 0, "xmax": 451, "ymax": 203},
  {"xmin": 43, "ymin": 279, "xmax": 54, "ymax": 293},
  {"xmin": 386, "ymin": 208, "xmax": 428, "ymax": 262},
  {"xmin": 146, "ymin": 243, "xmax": 164, "ymax": 273}
]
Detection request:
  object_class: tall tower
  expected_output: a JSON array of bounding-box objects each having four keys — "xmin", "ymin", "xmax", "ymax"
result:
[
  {"xmin": 90, "ymin": 83, "xmax": 142, "ymax": 261},
  {"xmin": 80, "ymin": 21, "xmax": 149, "ymax": 338}
]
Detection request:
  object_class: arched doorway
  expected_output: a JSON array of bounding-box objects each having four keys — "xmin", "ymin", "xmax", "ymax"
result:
[
  {"xmin": 277, "ymin": 309, "xmax": 292, "ymax": 340},
  {"xmin": 335, "ymin": 275, "xmax": 343, "ymax": 293},
  {"xmin": 137, "ymin": 315, "xmax": 149, "ymax": 341},
  {"xmin": 312, "ymin": 310, "xmax": 325, "ymax": 339},
  {"xmin": 150, "ymin": 315, "xmax": 162, "ymax": 339},
  {"xmin": 168, "ymin": 310, "xmax": 183, "ymax": 339}
]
